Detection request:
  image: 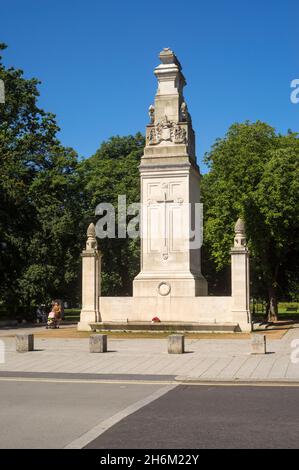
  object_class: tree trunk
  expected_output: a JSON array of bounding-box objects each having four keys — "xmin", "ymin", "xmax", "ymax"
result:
[{"xmin": 267, "ymin": 285, "xmax": 278, "ymax": 322}]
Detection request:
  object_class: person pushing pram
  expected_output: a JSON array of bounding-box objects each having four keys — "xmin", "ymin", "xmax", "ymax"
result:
[{"xmin": 46, "ymin": 300, "xmax": 62, "ymax": 329}]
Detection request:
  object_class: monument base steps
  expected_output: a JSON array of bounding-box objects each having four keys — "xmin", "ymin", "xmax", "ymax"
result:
[{"xmin": 89, "ymin": 321, "xmax": 240, "ymax": 333}]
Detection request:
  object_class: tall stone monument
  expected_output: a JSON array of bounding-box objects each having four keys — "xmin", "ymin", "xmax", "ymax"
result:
[
  {"xmin": 78, "ymin": 49, "xmax": 252, "ymax": 333},
  {"xmin": 133, "ymin": 48, "xmax": 208, "ymax": 298}
]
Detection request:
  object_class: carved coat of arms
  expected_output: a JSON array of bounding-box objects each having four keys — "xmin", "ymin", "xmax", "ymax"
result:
[{"xmin": 148, "ymin": 116, "xmax": 187, "ymax": 146}]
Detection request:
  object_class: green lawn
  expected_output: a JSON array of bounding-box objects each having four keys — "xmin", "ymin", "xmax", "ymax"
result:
[
  {"xmin": 251, "ymin": 302, "xmax": 299, "ymax": 317},
  {"xmin": 63, "ymin": 308, "xmax": 81, "ymax": 322},
  {"xmin": 0, "ymin": 305, "xmax": 81, "ymax": 322}
]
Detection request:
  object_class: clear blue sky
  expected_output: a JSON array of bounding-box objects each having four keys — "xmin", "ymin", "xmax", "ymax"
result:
[{"xmin": 1, "ymin": 0, "xmax": 298, "ymax": 172}]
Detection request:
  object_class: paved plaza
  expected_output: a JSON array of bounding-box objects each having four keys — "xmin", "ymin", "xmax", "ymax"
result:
[
  {"xmin": 1, "ymin": 326, "xmax": 299, "ymax": 382},
  {"xmin": 1, "ymin": 325, "xmax": 299, "ymax": 448}
]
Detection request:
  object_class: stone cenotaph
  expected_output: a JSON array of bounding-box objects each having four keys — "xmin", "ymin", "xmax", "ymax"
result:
[{"xmin": 78, "ymin": 49, "xmax": 251, "ymax": 333}]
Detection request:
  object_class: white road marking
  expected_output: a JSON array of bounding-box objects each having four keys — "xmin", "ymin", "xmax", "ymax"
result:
[
  {"xmin": 64, "ymin": 384, "xmax": 177, "ymax": 449},
  {"xmin": 0, "ymin": 376, "xmax": 299, "ymax": 387}
]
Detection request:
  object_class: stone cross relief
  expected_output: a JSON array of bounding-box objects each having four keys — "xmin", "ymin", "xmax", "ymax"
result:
[
  {"xmin": 157, "ymin": 190, "xmax": 174, "ymax": 259},
  {"xmin": 148, "ymin": 184, "xmax": 184, "ymax": 260}
]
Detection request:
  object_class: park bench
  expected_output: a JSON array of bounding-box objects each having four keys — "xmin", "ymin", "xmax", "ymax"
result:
[{"xmin": 286, "ymin": 307, "xmax": 298, "ymax": 313}]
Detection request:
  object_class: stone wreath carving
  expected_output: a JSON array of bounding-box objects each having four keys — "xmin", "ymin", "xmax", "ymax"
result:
[
  {"xmin": 148, "ymin": 116, "xmax": 187, "ymax": 145},
  {"xmin": 158, "ymin": 281, "xmax": 171, "ymax": 296}
]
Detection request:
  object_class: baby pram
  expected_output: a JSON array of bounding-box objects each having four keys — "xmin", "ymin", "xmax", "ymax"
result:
[{"xmin": 46, "ymin": 311, "xmax": 60, "ymax": 329}]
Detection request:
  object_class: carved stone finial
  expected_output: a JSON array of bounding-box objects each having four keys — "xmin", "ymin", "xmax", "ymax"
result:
[
  {"xmin": 180, "ymin": 101, "xmax": 189, "ymax": 122},
  {"xmin": 159, "ymin": 48, "xmax": 181, "ymax": 68},
  {"xmin": 234, "ymin": 218, "xmax": 246, "ymax": 247},
  {"xmin": 235, "ymin": 218, "xmax": 246, "ymax": 234},
  {"xmin": 148, "ymin": 104, "xmax": 155, "ymax": 124},
  {"xmin": 87, "ymin": 222, "xmax": 96, "ymax": 239},
  {"xmin": 86, "ymin": 223, "xmax": 97, "ymax": 250}
]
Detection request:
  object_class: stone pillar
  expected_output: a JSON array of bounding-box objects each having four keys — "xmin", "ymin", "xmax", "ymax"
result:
[
  {"xmin": 230, "ymin": 218, "xmax": 252, "ymax": 332},
  {"xmin": 133, "ymin": 48, "xmax": 207, "ymax": 300},
  {"xmin": 78, "ymin": 223, "xmax": 101, "ymax": 331}
]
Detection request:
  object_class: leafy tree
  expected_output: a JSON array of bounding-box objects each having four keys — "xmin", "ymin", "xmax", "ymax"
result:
[
  {"xmin": 79, "ymin": 134, "xmax": 144, "ymax": 295},
  {"xmin": 0, "ymin": 43, "xmax": 83, "ymax": 315},
  {"xmin": 201, "ymin": 121, "xmax": 299, "ymax": 321}
]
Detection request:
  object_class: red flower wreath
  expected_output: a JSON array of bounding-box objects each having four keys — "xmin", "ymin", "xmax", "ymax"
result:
[{"xmin": 152, "ymin": 316, "xmax": 161, "ymax": 323}]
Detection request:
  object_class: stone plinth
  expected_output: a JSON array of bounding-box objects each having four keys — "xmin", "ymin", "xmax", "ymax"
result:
[
  {"xmin": 16, "ymin": 334, "xmax": 34, "ymax": 352},
  {"xmin": 168, "ymin": 334, "xmax": 185, "ymax": 354},
  {"xmin": 99, "ymin": 295, "xmax": 233, "ymax": 324},
  {"xmin": 89, "ymin": 334, "xmax": 107, "ymax": 353},
  {"xmin": 251, "ymin": 334, "xmax": 266, "ymax": 354}
]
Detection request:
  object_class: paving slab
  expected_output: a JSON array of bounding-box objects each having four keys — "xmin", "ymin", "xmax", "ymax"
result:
[{"xmin": 1, "ymin": 326, "xmax": 299, "ymax": 382}]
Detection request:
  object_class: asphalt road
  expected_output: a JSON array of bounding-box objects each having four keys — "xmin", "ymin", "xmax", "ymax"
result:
[
  {"xmin": 0, "ymin": 377, "xmax": 165, "ymax": 449},
  {"xmin": 1, "ymin": 375, "xmax": 299, "ymax": 449},
  {"xmin": 86, "ymin": 384, "xmax": 299, "ymax": 449}
]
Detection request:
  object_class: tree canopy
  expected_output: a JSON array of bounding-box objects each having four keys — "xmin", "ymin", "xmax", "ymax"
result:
[
  {"xmin": 79, "ymin": 134, "xmax": 144, "ymax": 295},
  {"xmin": 201, "ymin": 121, "xmax": 299, "ymax": 320},
  {"xmin": 0, "ymin": 43, "xmax": 84, "ymax": 315}
]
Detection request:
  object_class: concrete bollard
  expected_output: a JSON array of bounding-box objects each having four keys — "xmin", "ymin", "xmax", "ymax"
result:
[
  {"xmin": 251, "ymin": 333, "xmax": 266, "ymax": 354},
  {"xmin": 16, "ymin": 334, "xmax": 34, "ymax": 352},
  {"xmin": 168, "ymin": 334, "xmax": 185, "ymax": 354},
  {"xmin": 89, "ymin": 334, "xmax": 107, "ymax": 353}
]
